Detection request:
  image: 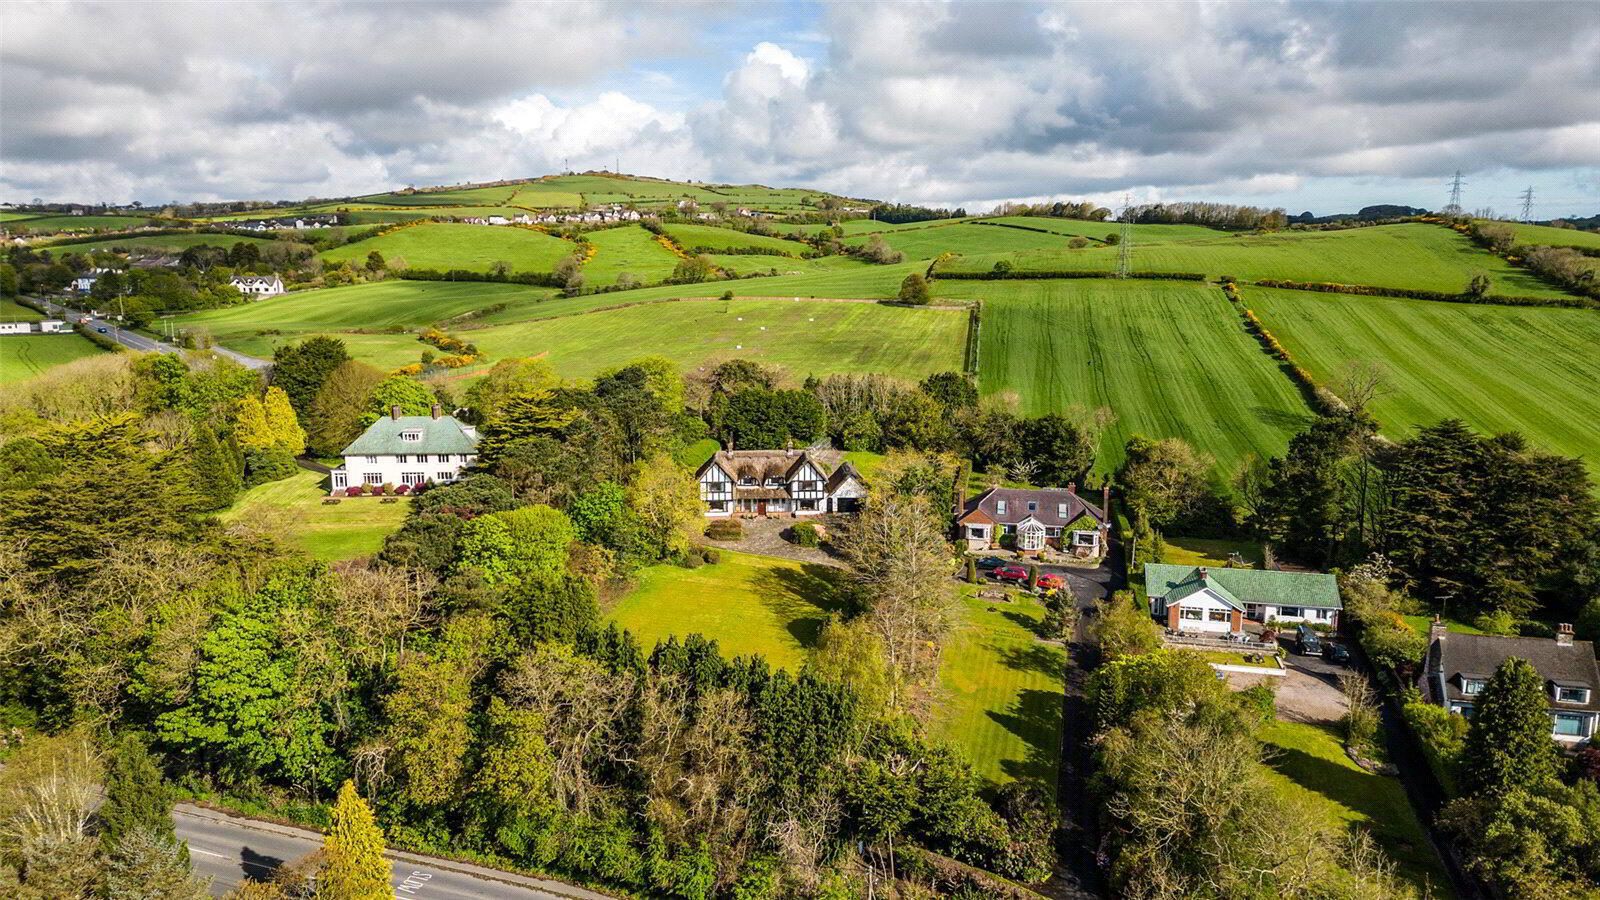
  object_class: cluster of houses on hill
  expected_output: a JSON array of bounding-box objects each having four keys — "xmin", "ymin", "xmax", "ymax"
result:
[{"xmin": 221, "ymin": 215, "xmax": 339, "ymax": 231}]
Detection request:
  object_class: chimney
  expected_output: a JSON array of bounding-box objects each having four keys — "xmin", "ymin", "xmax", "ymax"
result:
[
  {"xmin": 1197, "ymin": 567, "xmax": 1208, "ymax": 581},
  {"xmin": 1066, "ymin": 483, "xmax": 1076, "ymax": 496},
  {"xmin": 1557, "ymin": 623, "xmax": 1574, "ymax": 647},
  {"xmin": 1102, "ymin": 483, "xmax": 1111, "ymax": 516},
  {"xmin": 430, "ymin": 404, "xmax": 441, "ymax": 419},
  {"xmin": 1429, "ymin": 615, "xmax": 1448, "ymax": 642},
  {"xmin": 389, "ymin": 405, "xmax": 401, "ymax": 421}
]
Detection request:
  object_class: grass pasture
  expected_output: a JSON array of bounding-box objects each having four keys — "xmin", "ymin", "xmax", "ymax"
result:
[
  {"xmin": 322, "ymin": 223, "xmax": 576, "ymax": 273},
  {"xmin": 0, "ymin": 334, "xmax": 106, "ymax": 384},
  {"xmin": 1245, "ymin": 286, "xmax": 1600, "ymax": 471},
  {"xmin": 44, "ymin": 232, "xmax": 277, "ymax": 255},
  {"xmin": 357, "ymin": 185, "xmax": 523, "ymax": 207},
  {"xmin": 949, "ymin": 224, "xmax": 1573, "ymax": 298},
  {"xmin": 219, "ymin": 470, "xmax": 410, "ymax": 561},
  {"xmin": 967, "ymin": 278, "xmax": 1311, "ymax": 478},
  {"xmin": 663, "ymin": 223, "xmax": 804, "ymax": 255},
  {"xmin": 583, "ymin": 225, "xmax": 683, "ymax": 285},
  {"xmin": 1493, "ymin": 221, "xmax": 1600, "ymax": 249},
  {"xmin": 7, "ymin": 215, "xmax": 161, "ymax": 233},
  {"xmin": 981, "ymin": 216, "xmax": 1225, "ymax": 243},
  {"xmin": 851, "ymin": 222, "xmax": 1074, "ymax": 260}
]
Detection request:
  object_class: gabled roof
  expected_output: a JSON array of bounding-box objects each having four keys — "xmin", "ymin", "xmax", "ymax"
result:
[
  {"xmin": 957, "ymin": 487, "xmax": 1106, "ymax": 528},
  {"xmin": 825, "ymin": 461, "xmax": 864, "ymax": 493},
  {"xmin": 1423, "ymin": 632, "xmax": 1600, "ymax": 713},
  {"xmin": 697, "ymin": 449, "xmax": 822, "ymax": 483},
  {"xmin": 1144, "ymin": 564, "xmax": 1342, "ymax": 610},
  {"xmin": 1162, "ymin": 570, "xmax": 1245, "ymax": 611},
  {"xmin": 342, "ymin": 414, "xmax": 478, "ymax": 456}
]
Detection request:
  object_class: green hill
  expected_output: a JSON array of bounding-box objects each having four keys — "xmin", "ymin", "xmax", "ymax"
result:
[{"xmin": 321, "ymin": 222, "xmax": 575, "ymax": 273}]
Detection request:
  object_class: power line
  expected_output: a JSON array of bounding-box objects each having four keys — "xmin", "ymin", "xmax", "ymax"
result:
[
  {"xmin": 1518, "ymin": 186, "xmax": 1535, "ymax": 223},
  {"xmin": 1444, "ymin": 170, "xmax": 1466, "ymax": 215},
  {"xmin": 1116, "ymin": 194, "xmax": 1132, "ymax": 278}
]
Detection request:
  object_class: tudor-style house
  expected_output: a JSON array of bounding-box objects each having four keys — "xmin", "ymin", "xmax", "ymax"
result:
[
  {"xmin": 330, "ymin": 405, "xmax": 479, "ymax": 493},
  {"xmin": 1422, "ymin": 622, "xmax": 1599, "ymax": 743},
  {"xmin": 696, "ymin": 449, "xmax": 866, "ymax": 516},
  {"xmin": 956, "ymin": 485, "xmax": 1110, "ymax": 557},
  {"xmin": 1145, "ymin": 564, "xmax": 1343, "ymax": 634},
  {"xmin": 230, "ymin": 275, "xmax": 286, "ymax": 297}
]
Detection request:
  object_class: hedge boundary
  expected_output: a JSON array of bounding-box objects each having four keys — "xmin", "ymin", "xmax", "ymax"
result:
[
  {"xmin": 1250, "ymin": 277, "xmax": 1597, "ymax": 310},
  {"xmin": 933, "ymin": 270, "xmax": 1207, "ymax": 282}
]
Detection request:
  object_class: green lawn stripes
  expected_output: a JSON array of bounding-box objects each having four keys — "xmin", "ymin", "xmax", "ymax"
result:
[
  {"xmin": 663, "ymin": 223, "xmax": 805, "ymax": 255},
  {"xmin": 219, "ymin": 470, "xmax": 410, "ymax": 561}
]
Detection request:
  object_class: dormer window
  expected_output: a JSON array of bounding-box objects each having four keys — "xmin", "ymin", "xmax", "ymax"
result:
[
  {"xmin": 1463, "ymin": 679, "xmax": 1487, "ymax": 695},
  {"xmin": 400, "ymin": 430, "xmax": 422, "ymax": 442},
  {"xmin": 766, "ymin": 478, "xmax": 783, "ymax": 487},
  {"xmin": 740, "ymin": 476, "xmax": 756, "ymax": 486},
  {"xmin": 1555, "ymin": 685, "xmax": 1591, "ymax": 704}
]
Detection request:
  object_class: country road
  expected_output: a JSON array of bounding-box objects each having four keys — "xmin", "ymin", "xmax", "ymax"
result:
[
  {"xmin": 175, "ymin": 804, "xmax": 612, "ymax": 900},
  {"xmin": 31, "ymin": 296, "xmax": 270, "ymax": 370}
]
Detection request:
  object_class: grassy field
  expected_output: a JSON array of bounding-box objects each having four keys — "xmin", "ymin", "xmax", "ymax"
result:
[
  {"xmin": 583, "ymin": 225, "xmax": 683, "ymax": 285},
  {"xmin": 1260, "ymin": 720, "xmax": 1453, "ymax": 898},
  {"xmin": 322, "ymin": 223, "xmax": 576, "ymax": 273},
  {"xmin": 6, "ymin": 215, "xmax": 160, "ymax": 233},
  {"xmin": 1245, "ymin": 286, "xmax": 1600, "ymax": 470},
  {"xmin": 850, "ymin": 222, "xmax": 1076, "ymax": 260},
  {"xmin": 218, "ymin": 470, "xmax": 410, "ymax": 561},
  {"xmin": 1160, "ymin": 536, "xmax": 1263, "ymax": 568},
  {"xmin": 663, "ymin": 223, "xmax": 805, "ymax": 255},
  {"xmin": 947, "ymin": 224, "xmax": 1572, "ymax": 299},
  {"xmin": 357, "ymin": 185, "xmax": 523, "ymax": 206},
  {"xmin": 42, "ymin": 232, "xmax": 277, "ymax": 255},
  {"xmin": 607, "ymin": 550, "xmax": 847, "ymax": 669},
  {"xmin": 934, "ymin": 589, "xmax": 1065, "ymax": 788},
  {"xmin": 1, "ymin": 300, "xmax": 43, "ymax": 321},
  {"xmin": 0, "ymin": 334, "xmax": 106, "ymax": 384},
  {"xmin": 1493, "ymin": 221, "xmax": 1600, "ymax": 249},
  {"xmin": 968, "ymin": 278, "xmax": 1311, "ymax": 478},
  {"xmin": 982, "ymin": 216, "xmax": 1226, "ymax": 242}
]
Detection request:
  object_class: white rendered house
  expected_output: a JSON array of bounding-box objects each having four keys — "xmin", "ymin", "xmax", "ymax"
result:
[
  {"xmin": 330, "ymin": 405, "xmax": 478, "ymax": 493},
  {"xmin": 230, "ymin": 275, "xmax": 286, "ymax": 297}
]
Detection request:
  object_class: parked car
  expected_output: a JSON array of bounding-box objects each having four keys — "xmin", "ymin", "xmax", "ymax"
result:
[
  {"xmin": 1294, "ymin": 624, "xmax": 1323, "ymax": 656},
  {"xmin": 974, "ymin": 556, "xmax": 1008, "ymax": 571},
  {"xmin": 1035, "ymin": 573, "xmax": 1066, "ymax": 592},
  {"xmin": 96, "ymin": 326, "xmax": 109, "ymax": 333},
  {"xmin": 993, "ymin": 565, "xmax": 1029, "ymax": 584},
  {"xmin": 1322, "ymin": 642, "xmax": 1351, "ymax": 665}
]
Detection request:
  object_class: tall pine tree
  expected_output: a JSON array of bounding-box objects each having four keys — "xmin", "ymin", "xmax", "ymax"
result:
[
  {"xmin": 271, "ymin": 336, "xmax": 349, "ymax": 418},
  {"xmin": 1458, "ymin": 657, "xmax": 1561, "ymax": 797},
  {"xmin": 190, "ymin": 424, "xmax": 241, "ymax": 511},
  {"xmin": 322, "ymin": 780, "xmax": 389, "ymax": 899}
]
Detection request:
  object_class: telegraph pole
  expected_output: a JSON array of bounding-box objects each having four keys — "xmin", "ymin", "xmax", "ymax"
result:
[
  {"xmin": 1444, "ymin": 170, "xmax": 1466, "ymax": 215},
  {"xmin": 1116, "ymin": 194, "xmax": 1133, "ymax": 278},
  {"xmin": 1518, "ymin": 186, "xmax": 1535, "ymax": 223}
]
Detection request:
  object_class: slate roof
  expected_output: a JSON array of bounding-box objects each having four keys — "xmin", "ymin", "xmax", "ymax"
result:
[
  {"xmin": 1423, "ymin": 632, "xmax": 1600, "ymax": 713},
  {"xmin": 957, "ymin": 487, "xmax": 1106, "ymax": 528},
  {"xmin": 342, "ymin": 414, "xmax": 478, "ymax": 456},
  {"xmin": 1144, "ymin": 564, "xmax": 1342, "ymax": 610}
]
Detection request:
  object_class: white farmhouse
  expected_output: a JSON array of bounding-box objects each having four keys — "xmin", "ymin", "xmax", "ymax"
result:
[
  {"xmin": 230, "ymin": 275, "xmax": 285, "ymax": 297},
  {"xmin": 695, "ymin": 449, "xmax": 866, "ymax": 516},
  {"xmin": 71, "ymin": 267, "xmax": 113, "ymax": 293},
  {"xmin": 330, "ymin": 405, "xmax": 479, "ymax": 493}
]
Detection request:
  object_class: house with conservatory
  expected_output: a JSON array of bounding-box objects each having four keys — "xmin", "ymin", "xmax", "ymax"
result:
[
  {"xmin": 330, "ymin": 405, "xmax": 478, "ymax": 493},
  {"xmin": 696, "ymin": 449, "xmax": 866, "ymax": 516},
  {"xmin": 1144, "ymin": 564, "xmax": 1343, "ymax": 634},
  {"xmin": 956, "ymin": 485, "xmax": 1110, "ymax": 558},
  {"xmin": 1422, "ymin": 622, "xmax": 1598, "ymax": 743}
]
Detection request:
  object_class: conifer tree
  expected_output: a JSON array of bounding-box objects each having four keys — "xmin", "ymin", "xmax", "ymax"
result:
[
  {"xmin": 233, "ymin": 395, "xmax": 274, "ymax": 453},
  {"xmin": 1458, "ymin": 657, "xmax": 1561, "ymax": 797},
  {"xmin": 322, "ymin": 780, "xmax": 389, "ymax": 899},
  {"xmin": 262, "ymin": 386, "xmax": 306, "ymax": 455},
  {"xmin": 190, "ymin": 424, "xmax": 241, "ymax": 510},
  {"xmin": 100, "ymin": 733, "xmax": 180, "ymax": 853}
]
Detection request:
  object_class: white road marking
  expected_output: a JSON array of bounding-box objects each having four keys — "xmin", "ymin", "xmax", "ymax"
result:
[{"xmin": 188, "ymin": 846, "xmax": 229, "ymax": 858}]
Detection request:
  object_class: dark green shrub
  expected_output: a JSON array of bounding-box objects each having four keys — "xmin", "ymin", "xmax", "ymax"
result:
[
  {"xmin": 791, "ymin": 522, "xmax": 820, "ymax": 547},
  {"xmin": 706, "ymin": 518, "xmax": 743, "ymax": 541}
]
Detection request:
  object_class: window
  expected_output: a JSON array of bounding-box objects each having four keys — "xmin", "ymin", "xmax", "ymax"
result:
[
  {"xmin": 401, "ymin": 473, "xmax": 425, "ymax": 486},
  {"xmin": 1058, "ymin": 503, "xmax": 1068, "ymax": 517},
  {"xmin": 1463, "ymin": 679, "xmax": 1486, "ymax": 695},
  {"xmin": 1279, "ymin": 606, "xmax": 1302, "ymax": 618},
  {"xmin": 1556, "ymin": 686, "xmax": 1591, "ymax": 704},
  {"xmin": 969, "ymin": 526, "xmax": 988, "ymax": 538},
  {"xmin": 1045, "ymin": 526, "xmax": 1061, "ymax": 537},
  {"xmin": 765, "ymin": 478, "xmax": 782, "ymax": 487},
  {"xmin": 396, "ymin": 455, "xmax": 408, "ymax": 464},
  {"xmin": 1552, "ymin": 713, "xmax": 1588, "ymax": 737},
  {"xmin": 996, "ymin": 500, "xmax": 1007, "ymax": 516},
  {"xmin": 1451, "ymin": 702, "xmax": 1475, "ymax": 718},
  {"xmin": 363, "ymin": 473, "xmax": 383, "ymax": 485},
  {"xmin": 1027, "ymin": 501, "xmax": 1037, "ymax": 512},
  {"xmin": 740, "ymin": 477, "xmax": 756, "ymax": 486},
  {"xmin": 1313, "ymin": 608, "xmax": 1333, "ymax": 620},
  {"xmin": 365, "ymin": 455, "xmax": 379, "ymax": 464},
  {"xmin": 436, "ymin": 471, "xmax": 455, "ymax": 482},
  {"xmin": 331, "ymin": 471, "xmax": 347, "ymax": 489},
  {"xmin": 1180, "ymin": 608, "xmax": 1204, "ymax": 621},
  {"xmin": 1208, "ymin": 609, "xmax": 1229, "ymax": 622},
  {"xmin": 400, "ymin": 430, "xmax": 422, "ymax": 442},
  {"xmin": 415, "ymin": 454, "xmax": 429, "ymax": 464}
]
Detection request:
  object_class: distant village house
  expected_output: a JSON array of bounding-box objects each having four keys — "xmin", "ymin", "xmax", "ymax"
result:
[{"xmin": 230, "ymin": 275, "xmax": 285, "ymax": 297}]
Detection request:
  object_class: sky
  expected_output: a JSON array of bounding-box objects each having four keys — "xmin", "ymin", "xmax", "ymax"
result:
[{"xmin": 3, "ymin": 0, "xmax": 1598, "ymax": 218}]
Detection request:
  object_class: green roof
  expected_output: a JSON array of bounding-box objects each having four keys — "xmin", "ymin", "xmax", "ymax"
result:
[
  {"xmin": 342, "ymin": 415, "xmax": 479, "ymax": 456},
  {"xmin": 1144, "ymin": 563, "xmax": 1341, "ymax": 610}
]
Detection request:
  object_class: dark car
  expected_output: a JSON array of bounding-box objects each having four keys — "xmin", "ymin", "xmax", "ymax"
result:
[
  {"xmin": 1322, "ymin": 642, "xmax": 1351, "ymax": 665},
  {"xmin": 1294, "ymin": 624, "xmax": 1324, "ymax": 656},
  {"xmin": 993, "ymin": 565, "xmax": 1029, "ymax": 584},
  {"xmin": 96, "ymin": 326, "xmax": 109, "ymax": 333},
  {"xmin": 974, "ymin": 556, "xmax": 1008, "ymax": 571}
]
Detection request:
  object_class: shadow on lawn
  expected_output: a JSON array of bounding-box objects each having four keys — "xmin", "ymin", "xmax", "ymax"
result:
[
  {"xmin": 998, "ymin": 641, "xmax": 1066, "ymax": 678},
  {"xmin": 753, "ymin": 562, "xmax": 853, "ymax": 650},
  {"xmin": 1262, "ymin": 723, "xmax": 1411, "ymax": 841},
  {"xmin": 989, "ymin": 688, "xmax": 1064, "ymax": 788}
]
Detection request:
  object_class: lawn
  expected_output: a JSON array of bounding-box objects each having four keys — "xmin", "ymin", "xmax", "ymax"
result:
[
  {"xmin": 1399, "ymin": 615, "xmax": 1486, "ymax": 636},
  {"xmin": 1245, "ymin": 286, "xmax": 1600, "ymax": 473},
  {"xmin": 606, "ymin": 550, "xmax": 849, "ymax": 669},
  {"xmin": 1160, "ymin": 536, "xmax": 1263, "ymax": 568},
  {"xmin": 1194, "ymin": 649, "xmax": 1280, "ymax": 668},
  {"xmin": 946, "ymin": 223, "xmax": 1573, "ymax": 299},
  {"xmin": 0, "ymin": 334, "xmax": 106, "ymax": 384},
  {"xmin": 42, "ymin": 232, "xmax": 277, "ymax": 255},
  {"xmin": 934, "ymin": 589, "xmax": 1066, "ymax": 788},
  {"xmin": 1, "ymin": 300, "xmax": 43, "ymax": 321},
  {"xmin": 218, "ymin": 470, "xmax": 410, "ymax": 561},
  {"xmin": 968, "ymin": 278, "xmax": 1311, "ymax": 479},
  {"xmin": 321, "ymin": 223, "xmax": 577, "ymax": 273},
  {"xmin": 663, "ymin": 223, "xmax": 805, "ymax": 255},
  {"xmin": 357, "ymin": 185, "xmax": 524, "ymax": 207},
  {"xmin": 1259, "ymin": 720, "xmax": 1453, "ymax": 898},
  {"xmin": 583, "ymin": 225, "xmax": 683, "ymax": 285}
]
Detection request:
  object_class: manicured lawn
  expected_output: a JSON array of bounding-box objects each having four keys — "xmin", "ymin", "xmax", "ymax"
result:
[
  {"xmin": 607, "ymin": 550, "xmax": 849, "ymax": 669},
  {"xmin": 321, "ymin": 223, "xmax": 577, "ymax": 273},
  {"xmin": 663, "ymin": 223, "xmax": 804, "ymax": 255},
  {"xmin": 583, "ymin": 225, "xmax": 683, "ymax": 285},
  {"xmin": 40, "ymin": 232, "xmax": 276, "ymax": 255},
  {"xmin": 1161, "ymin": 536, "xmax": 1263, "ymax": 568},
  {"xmin": 218, "ymin": 470, "xmax": 410, "ymax": 561},
  {"xmin": 1195, "ymin": 649, "xmax": 1280, "ymax": 669},
  {"xmin": 1260, "ymin": 720, "xmax": 1453, "ymax": 898},
  {"xmin": 1246, "ymin": 286, "xmax": 1600, "ymax": 474},
  {"xmin": 935, "ymin": 589, "xmax": 1066, "ymax": 789},
  {"xmin": 969, "ymin": 278, "xmax": 1311, "ymax": 479},
  {"xmin": 1, "ymin": 299, "xmax": 43, "ymax": 321},
  {"xmin": 0, "ymin": 334, "xmax": 106, "ymax": 384},
  {"xmin": 947, "ymin": 223, "xmax": 1572, "ymax": 299}
]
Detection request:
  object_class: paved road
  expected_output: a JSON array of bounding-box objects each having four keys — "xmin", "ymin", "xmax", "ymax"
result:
[
  {"xmin": 32, "ymin": 296, "xmax": 270, "ymax": 370},
  {"xmin": 175, "ymin": 804, "xmax": 611, "ymax": 900}
]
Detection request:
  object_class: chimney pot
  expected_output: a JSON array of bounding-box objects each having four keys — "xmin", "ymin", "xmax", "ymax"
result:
[
  {"xmin": 390, "ymin": 405, "xmax": 401, "ymax": 420},
  {"xmin": 431, "ymin": 404, "xmax": 441, "ymax": 419},
  {"xmin": 1197, "ymin": 567, "xmax": 1208, "ymax": 580},
  {"xmin": 1429, "ymin": 616, "xmax": 1449, "ymax": 641},
  {"xmin": 1557, "ymin": 623, "xmax": 1574, "ymax": 646}
]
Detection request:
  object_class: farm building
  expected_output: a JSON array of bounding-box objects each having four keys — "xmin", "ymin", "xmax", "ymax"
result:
[
  {"xmin": 1145, "ymin": 564, "xmax": 1342, "ymax": 634},
  {"xmin": 956, "ymin": 486, "xmax": 1110, "ymax": 557},
  {"xmin": 1422, "ymin": 623, "xmax": 1598, "ymax": 742},
  {"xmin": 330, "ymin": 405, "xmax": 478, "ymax": 493},
  {"xmin": 230, "ymin": 275, "xmax": 285, "ymax": 297},
  {"xmin": 696, "ymin": 449, "xmax": 866, "ymax": 516}
]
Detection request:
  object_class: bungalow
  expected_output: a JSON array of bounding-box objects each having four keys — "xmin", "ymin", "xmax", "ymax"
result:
[
  {"xmin": 1422, "ymin": 623, "xmax": 1599, "ymax": 743},
  {"xmin": 695, "ymin": 449, "xmax": 866, "ymax": 516},
  {"xmin": 330, "ymin": 405, "xmax": 478, "ymax": 493},
  {"xmin": 1145, "ymin": 564, "xmax": 1342, "ymax": 634},
  {"xmin": 956, "ymin": 486, "xmax": 1110, "ymax": 557},
  {"xmin": 230, "ymin": 275, "xmax": 285, "ymax": 297}
]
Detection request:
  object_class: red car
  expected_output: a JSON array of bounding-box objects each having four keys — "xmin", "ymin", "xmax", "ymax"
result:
[
  {"xmin": 993, "ymin": 565, "xmax": 1029, "ymax": 584},
  {"xmin": 1036, "ymin": 573, "xmax": 1065, "ymax": 591}
]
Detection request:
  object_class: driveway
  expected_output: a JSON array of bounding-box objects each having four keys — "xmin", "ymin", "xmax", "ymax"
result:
[{"xmin": 1272, "ymin": 646, "xmax": 1353, "ymax": 724}]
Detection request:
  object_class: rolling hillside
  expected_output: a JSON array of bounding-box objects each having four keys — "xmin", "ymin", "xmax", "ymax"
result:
[{"xmin": 320, "ymin": 222, "xmax": 576, "ymax": 273}]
